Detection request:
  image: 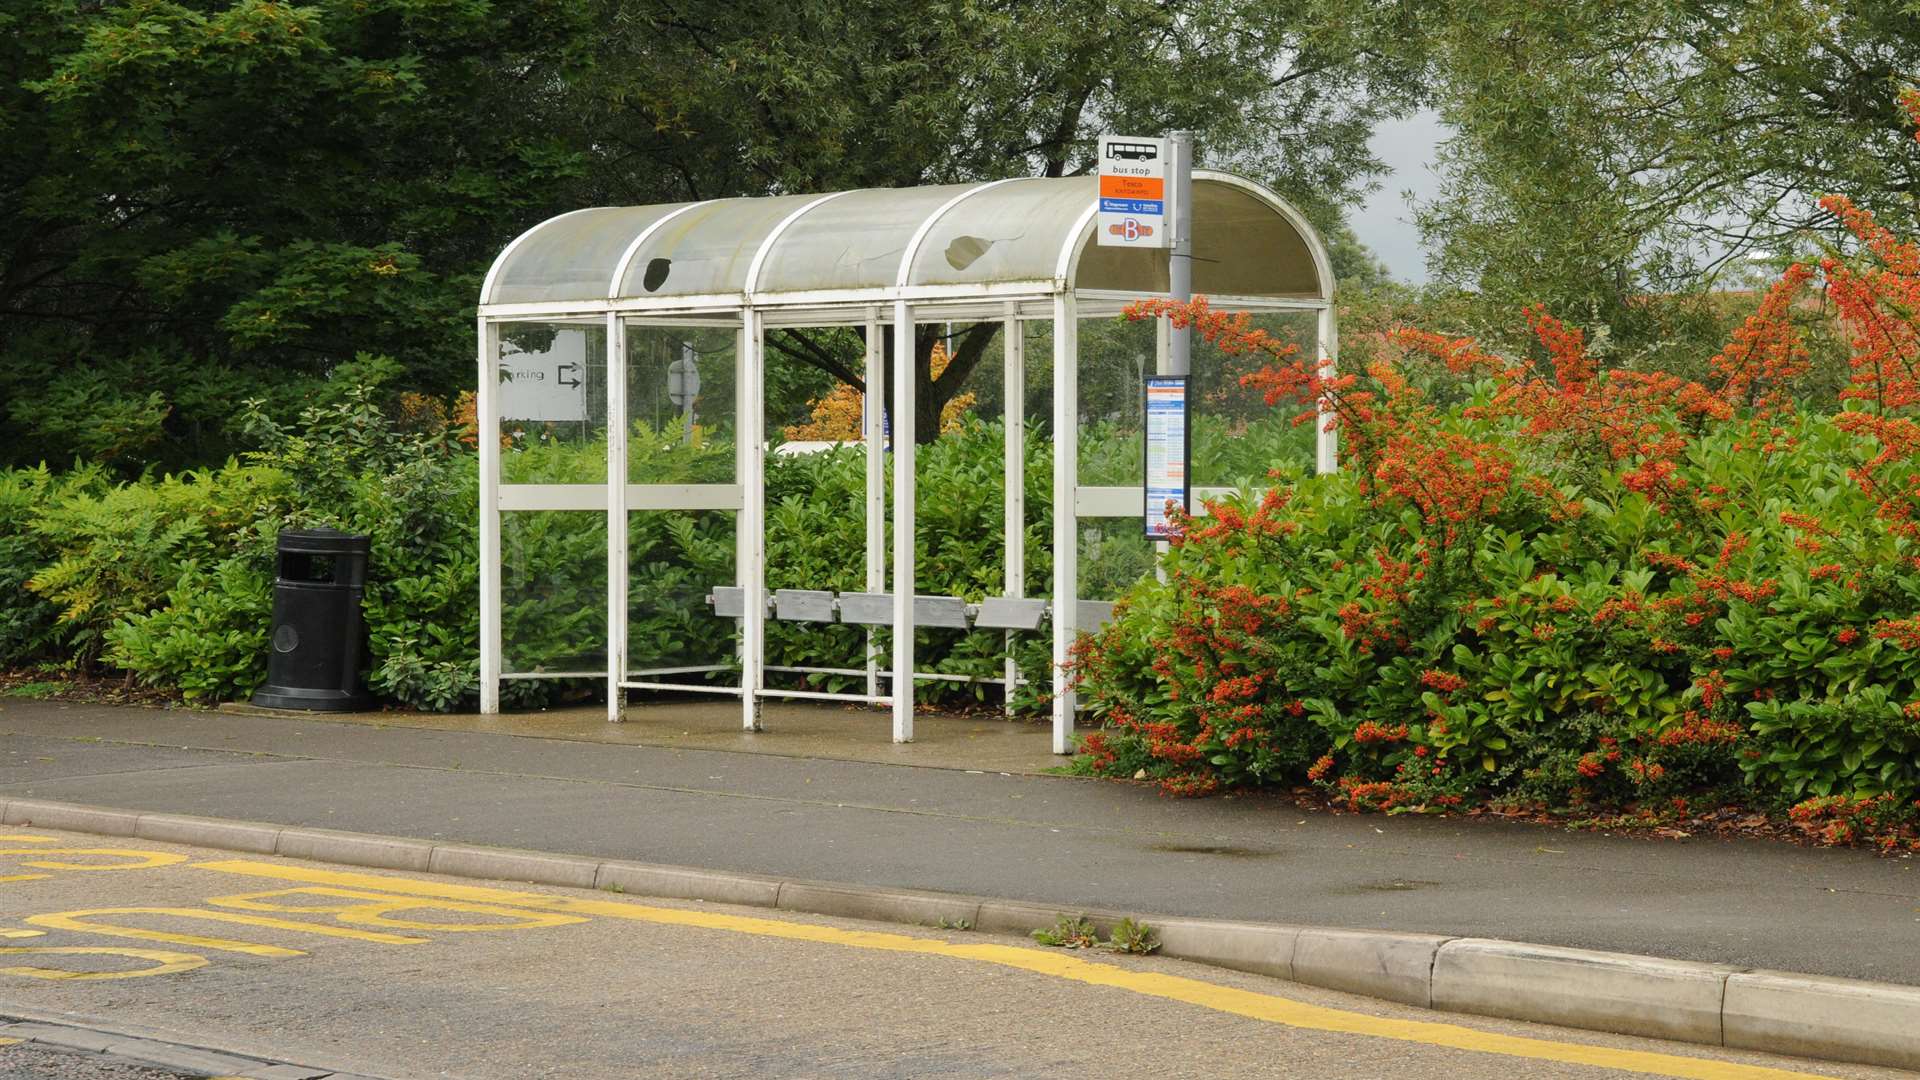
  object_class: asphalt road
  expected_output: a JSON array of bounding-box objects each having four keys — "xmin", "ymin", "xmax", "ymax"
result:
[
  {"xmin": 0, "ymin": 827, "xmax": 1908, "ymax": 1080},
  {"xmin": 0, "ymin": 1043, "xmax": 198, "ymax": 1080},
  {"xmin": 2, "ymin": 700, "xmax": 1918, "ymax": 985}
]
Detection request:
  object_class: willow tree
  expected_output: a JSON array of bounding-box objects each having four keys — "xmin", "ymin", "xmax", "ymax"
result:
[{"xmin": 1417, "ymin": 1, "xmax": 1920, "ymax": 321}]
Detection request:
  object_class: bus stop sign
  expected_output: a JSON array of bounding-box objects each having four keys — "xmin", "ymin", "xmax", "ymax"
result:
[{"xmin": 1097, "ymin": 134, "xmax": 1172, "ymax": 249}]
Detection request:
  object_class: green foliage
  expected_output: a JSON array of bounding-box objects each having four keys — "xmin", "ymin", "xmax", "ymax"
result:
[
  {"xmin": 2, "ymin": 388, "xmax": 1186, "ymax": 712},
  {"xmin": 1104, "ymin": 917, "xmax": 1161, "ymax": 955},
  {"xmin": 1415, "ymin": 2, "xmax": 1920, "ymax": 328},
  {"xmin": 1072, "ymin": 280, "xmax": 1920, "ymax": 835},
  {"xmin": 1030, "ymin": 915, "xmax": 1100, "ymax": 949},
  {"xmin": 26, "ymin": 463, "xmax": 288, "ymax": 667},
  {"xmin": 0, "ymin": 465, "xmax": 104, "ymax": 665},
  {"xmin": 1, "ymin": 0, "xmax": 1413, "ymax": 476},
  {"xmin": 107, "ymin": 553, "xmax": 274, "ymax": 703},
  {"xmin": 1029, "ymin": 914, "xmax": 1159, "ymax": 954},
  {"xmin": 0, "ymin": 0, "xmax": 594, "ymax": 468}
]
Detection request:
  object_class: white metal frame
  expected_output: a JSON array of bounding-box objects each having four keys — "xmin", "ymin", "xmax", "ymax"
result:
[{"xmin": 477, "ymin": 170, "xmax": 1339, "ymax": 757}]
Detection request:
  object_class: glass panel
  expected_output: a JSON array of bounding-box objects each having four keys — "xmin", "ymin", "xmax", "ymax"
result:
[
  {"xmin": 907, "ymin": 177, "xmax": 1094, "ymax": 288},
  {"xmin": 1190, "ymin": 309, "xmax": 1319, "ymax": 486},
  {"xmin": 626, "ymin": 322, "xmax": 739, "ymax": 484},
  {"xmin": 1016, "ymin": 332, "xmax": 1052, "ymax": 605},
  {"xmin": 1023, "ymin": 319, "xmax": 1055, "ymax": 439},
  {"xmin": 628, "ymin": 510, "xmax": 739, "ymax": 685},
  {"xmin": 1078, "ymin": 518, "xmax": 1153, "ymax": 600},
  {"xmin": 760, "ymin": 319, "xmax": 874, "ymax": 695},
  {"xmin": 764, "ymin": 325, "xmax": 866, "ymax": 446},
  {"xmin": 501, "ymin": 510, "xmax": 606, "ymax": 675},
  {"xmin": 764, "ymin": 433, "xmax": 871, "ymax": 691},
  {"xmin": 755, "ymin": 184, "xmax": 975, "ymax": 295},
  {"xmin": 614, "ymin": 195, "xmax": 817, "ymax": 299},
  {"xmin": 1189, "ymin": 181, "xmax": 1322, "ymax": 298},
  {"xmin": 497, "ymin": 321, "xmax": 608, "ymax": 484},
  {"xmin": 1076, "ymin": 315, "xmax": 1153, "ymax": 486},
  {"xmin": 492, "ymin": 206, "xmax": 689, "ymax": 304},
  {"xmin": 761, "ymin": 320, "xmax": 873, "ymax": 691},
  {"xmin": 929, "ymin": 322, "xmax": 1005, "ymax": 427}
]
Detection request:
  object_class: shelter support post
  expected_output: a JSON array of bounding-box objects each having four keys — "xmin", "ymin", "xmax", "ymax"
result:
[
  {"xmin": 606, "ymin": 314, "xmax": 628, "ymax": 721},
  {"xmin": 741, "ymin": 311, "xmax": 766, "ymax": 730},
  {"xmin": 864, "ymin": 308, "xmax": 885, "ymax": 700},
  {"xmin": 892, "ymin": 300, "xmax": 916, "ymax": 743},
  {"xmin": 1050, "ymin": 294, "xmax": 1078, "ymax": 754},
  {"xmin": 477, "ymin": 317, "xmax": 502, "ymax": 715},
  {"xmin": 1002, "ymin": 305, "xmax": 1024, "ymax": 717},
  {"xmin": 1316, "ymin": 303, "xmax": 1339, "ymax": 475}
]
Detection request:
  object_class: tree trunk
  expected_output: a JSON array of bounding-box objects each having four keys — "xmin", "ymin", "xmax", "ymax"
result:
[{"xmin": 771, "ymin": 322, "xmax": 999, "ymax": 445}]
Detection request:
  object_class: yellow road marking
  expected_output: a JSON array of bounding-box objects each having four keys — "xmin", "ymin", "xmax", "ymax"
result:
[
  {"xmin": 192, "ymin": 860, "xmax": 1825, "ymax": 1080},
  {"xmin": 0, "ymin": 929, "xmax": 45, "ymax": 938},
  {"xmin": 0, "ymin": 875, "xmax": 50, "ymax": 884},
  {"xmin": 207, "ymin": 887, "xmax": 587, "ymax": 932},
  {"xmin": 0, "ymin": 945, "xmax": 207, "ymax": 980},
  {"xmin": 0, "ymin": 848, "xmax": 187, "ymax": 872},
  {"xmin": 0, "ymin": 1037, "xmax": 18, "ymax": 1045},
  {"xmin": 25, "ymin": 907, "xmax": 428, "ymax": 956},
  {"xmin": 0, "ymin": 835, "xmax": 56, "ymax": 843}
]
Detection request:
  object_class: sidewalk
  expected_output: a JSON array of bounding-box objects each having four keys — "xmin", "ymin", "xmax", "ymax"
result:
[{"xmin": 2, "ymin": 697, "xmax": 1915, "ymax": 985}]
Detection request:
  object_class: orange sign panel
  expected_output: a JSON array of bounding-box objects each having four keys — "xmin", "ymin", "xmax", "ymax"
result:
[{"xmin": 1099, "ymin": 175, "xmax": 1164, "ymax": 200}]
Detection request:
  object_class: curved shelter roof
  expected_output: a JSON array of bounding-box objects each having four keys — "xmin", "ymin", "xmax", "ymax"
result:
[{"xmin": 482, "ymin": 171, "xmax": 1331, "ymax": 308}]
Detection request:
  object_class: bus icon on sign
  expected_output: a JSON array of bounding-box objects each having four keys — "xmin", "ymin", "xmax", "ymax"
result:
[{"xmin": 1106, "ymin": 141, "xmax": 1159, "ymax": 161}]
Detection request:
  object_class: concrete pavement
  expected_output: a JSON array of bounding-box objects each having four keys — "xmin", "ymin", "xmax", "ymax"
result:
[
  {"xmin": 1, "ymin": 698, "xmax": 1916, "ymax": 988},
  {"xmin": 0, "ymin": 826, "xmax": 1904, "ymax": 1080}
]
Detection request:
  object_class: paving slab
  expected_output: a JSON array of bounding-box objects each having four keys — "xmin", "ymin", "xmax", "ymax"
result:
[
  {"xmin": 219, "ymin": 696, "xmax": 1066, "ymax": 774},
  {"xmin": 2, "ymin": 698, "xmax": 1917, "ymax": 984}
]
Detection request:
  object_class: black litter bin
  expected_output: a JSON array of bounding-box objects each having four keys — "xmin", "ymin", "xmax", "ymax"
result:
[{"xmin": 252, "ymin": 528, "xmax": 372, "ymax": 711}]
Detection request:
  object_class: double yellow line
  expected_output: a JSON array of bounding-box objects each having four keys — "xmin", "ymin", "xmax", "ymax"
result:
[{"xmin": 183, "ymin": 859, "xmax": 1831, "ymax": 1080}]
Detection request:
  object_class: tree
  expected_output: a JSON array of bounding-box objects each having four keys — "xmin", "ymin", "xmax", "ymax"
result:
[
  {"xmin": 1415, "ymin": 1, "xmax": 1920, "ymax": 324},
  {"xmin": 0, "ymin": 0, "xmax": 599, "ymax": 468},
  {"xmin": 2, "ymin": 0, "xmax": 1423, "ymax": 461},
  {"xmin": 574, "ymin": 0, "xmax": 1426, "ymax": 440}
]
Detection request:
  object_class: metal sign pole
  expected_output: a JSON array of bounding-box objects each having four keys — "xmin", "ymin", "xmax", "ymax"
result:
[{"xmin": 1167, "ymin": 130, "xmax": 1194, "ymax": 377}]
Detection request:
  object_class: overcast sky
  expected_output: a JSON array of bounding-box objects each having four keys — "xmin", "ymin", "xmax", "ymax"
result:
[{"xmin": 1349, "ymin": 110, "xmax": 1447, "ymax": 285}]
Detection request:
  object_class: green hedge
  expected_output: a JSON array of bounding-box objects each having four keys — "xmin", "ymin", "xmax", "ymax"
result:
[
  {"xmin": 1, "ymin": 385, "xmax": 1312, "ymax": 712},
  {"xmin": 1073, "ymin": 279, "xmax": 1920, "ymax": 842}
]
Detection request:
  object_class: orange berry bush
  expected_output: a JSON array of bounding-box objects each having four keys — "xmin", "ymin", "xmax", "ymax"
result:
[{"xmin": 1070, "ymin": 132, "xmax": 1920, "ymax": 849}]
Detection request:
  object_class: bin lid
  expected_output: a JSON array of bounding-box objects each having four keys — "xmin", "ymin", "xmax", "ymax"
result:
[{"xmin": 278, "ymin": 527, "xmax": 371, "ymax": 555}]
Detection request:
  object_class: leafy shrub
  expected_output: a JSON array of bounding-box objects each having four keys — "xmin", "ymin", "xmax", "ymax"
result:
[
  {"xmin": 5, "ymin": 381, "xmax": 1186, "ymax": 712},
  {"xmin": 28, "ymin": 462, "xmax": 287, "ymax": 667},
  {"xmin": 107, "ymin": 552, "xmax": 274, "ymax": 702},
  {"xmin": 1070, "ymin": 196, "xmax": 1920, "ymax": 838},
  {"xmin": 0, "ymin": 465, "xmax": 103, "ymax": 666}
]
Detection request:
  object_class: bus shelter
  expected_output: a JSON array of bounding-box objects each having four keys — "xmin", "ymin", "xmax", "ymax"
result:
[{"xmin": 476, "ymin": 171, "xmax": 1336, "ymax": 753}]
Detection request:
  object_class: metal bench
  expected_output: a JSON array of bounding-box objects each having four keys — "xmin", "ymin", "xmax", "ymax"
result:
[
  {"xmin": 973, "ymin": 597, "xmax": 1048, "ymax": 631},
  {"xmin": 705, "ymin": 588, "xmax": 1114, "ymax": 631}
]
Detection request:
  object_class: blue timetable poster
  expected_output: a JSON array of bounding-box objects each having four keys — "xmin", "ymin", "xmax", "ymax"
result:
[{"xmin": 1143, "ymin": 376, "xmax": 1190, "ymax": 539}]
